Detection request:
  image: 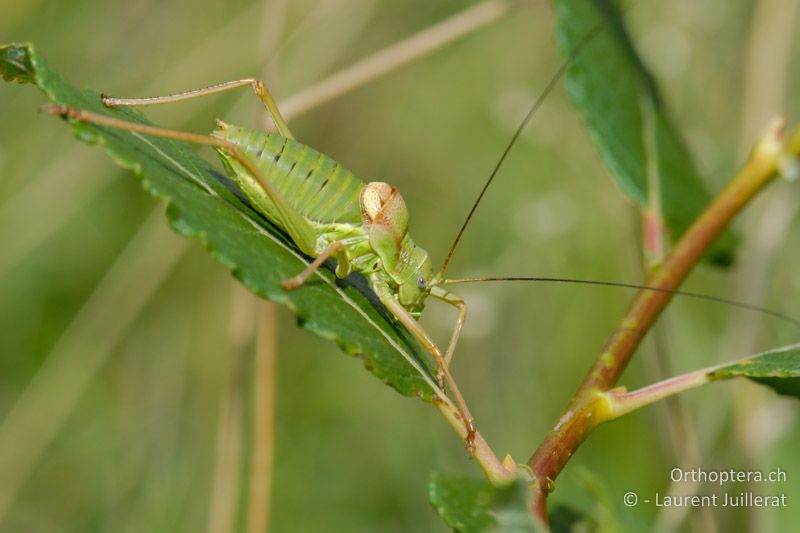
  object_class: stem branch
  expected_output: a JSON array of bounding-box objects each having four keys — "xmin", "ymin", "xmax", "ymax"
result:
[
  {"xmin": 600, "ymin": 369, "xmax": 711, "ymax": 421},
  {"xmin": 527, "ymin": 118, "xmax": 797, "ymax": 522}
]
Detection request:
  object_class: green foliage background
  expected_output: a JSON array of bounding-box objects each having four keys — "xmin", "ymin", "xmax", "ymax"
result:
[{"xmin": 1, "ymin": 0, "xmax": 799, "ymax": 531}]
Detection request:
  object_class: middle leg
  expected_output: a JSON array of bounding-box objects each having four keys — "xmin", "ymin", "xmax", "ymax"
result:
[
  {"xmin": 282, "ymin": 241, "xmax": 344, "ymax": 290},
  {"xmin": 431, "ymin": 287, "xmax": 467, "ymax": 369}
]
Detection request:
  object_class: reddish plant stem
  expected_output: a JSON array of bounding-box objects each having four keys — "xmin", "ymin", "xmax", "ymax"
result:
[
  {"xmin": 527, "ymin": 120, "xmax": 793, "ymax": 522},
  {"xmin": 531, "ymin": 484, "xmax": 548, "ymax": 528}
]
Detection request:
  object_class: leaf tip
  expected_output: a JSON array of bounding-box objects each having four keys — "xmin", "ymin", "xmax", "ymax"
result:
[{"xmin": 0, "ymin": 42, "xmax": 37, "ymax": 84}]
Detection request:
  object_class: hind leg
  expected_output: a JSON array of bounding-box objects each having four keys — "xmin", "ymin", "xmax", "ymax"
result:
[
  {"xmin": 42, "ymin": 104, "xmax": 318, "ymax": 254},
  {"xmin": 101, "ymin": 78, "xmax": 294, "ymax": 139}
]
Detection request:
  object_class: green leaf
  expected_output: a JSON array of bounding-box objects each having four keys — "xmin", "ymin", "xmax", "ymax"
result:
[
  {"xmin": 550, "ymin": 467, "xmax": 618, "ymax": 533},
  {"xmin": 429, "ymin": 473, "xmax": 540, "ymax": 533},
  {"xmin": 552, "ymin": 0, "xmax": 738, "ymax": 266},
  {"xmin": 549, "ymin": 504, "xmax": 596, "ymax": 533},
  {"xmin": 710, "ymin": 343, "xmax": 800, "ymax": 398},
  {"xmin": 0, "ymin": 42, "xmax": 438, "ymax": 401}
]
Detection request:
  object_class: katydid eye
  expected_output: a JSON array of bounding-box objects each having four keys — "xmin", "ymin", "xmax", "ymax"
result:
[{"xmin": 417, "ymin": 277, "xmax": 427, "ymax": 289}]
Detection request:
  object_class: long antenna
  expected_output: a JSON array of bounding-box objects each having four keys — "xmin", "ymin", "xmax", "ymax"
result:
[
  {"xmin": 435, "ymin": 21, "xmax": 605, "ymax": 279},
  {"xmin": 443, "ymin": 276, "xmax": 800, "ymax": 328}
]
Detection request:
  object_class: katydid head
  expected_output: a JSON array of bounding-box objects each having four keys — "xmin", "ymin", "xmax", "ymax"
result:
[
  {"xmin": 397, "ymin": 252, "xmax": 434, "ymax": 315},
  {"xmin": 360, "ymin": 182, "xmax": 435, "ymax": 315}
]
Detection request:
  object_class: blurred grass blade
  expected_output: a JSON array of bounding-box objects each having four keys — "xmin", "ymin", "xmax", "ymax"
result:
[
  {"xmin": 710, "ymin": 343, "xmax": 800, "ymax": 397},
  {"xmin": 279, "ymin": 0, "xmax": 522, "ymax": 119},
  {"xmin": 0, "ymin": 42, "xmax": 438, "ymax": 401},
  {"xmin": 0, "ymin": 208, "xmax": 188, "ymax": 523},
  {"xmin": 0, "ymin": 150, "xmax": 107, "ymax": 279},
  {"xmin": 552, "ymin": 0, "xmax": 738, "ymax": 265},
  {"xmin": 428, "ymin": 473, "xmax": 540, "ymax": 532}
]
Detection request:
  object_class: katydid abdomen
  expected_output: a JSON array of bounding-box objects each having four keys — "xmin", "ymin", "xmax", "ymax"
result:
[{"xmin": 213, "ymin": 123, "xmax": 363, "ymax": 226}]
